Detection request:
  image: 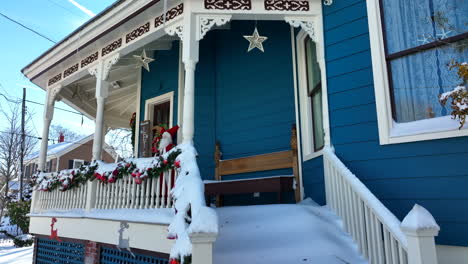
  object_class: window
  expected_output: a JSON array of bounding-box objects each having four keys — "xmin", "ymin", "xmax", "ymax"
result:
[
  {"xmin": 73, "ymin": 159, "xmax": 84, "ymax": 169},
  {"xmin": 367, "ymin": 0, "xmax": 468, "ymax": 144},
  {"xmin": 46, "ymin": 161, "xmax": 52, "ymax": 172},
  {"xmin": 305, "ymin": 36, "xmax": 324, "ymax": 151},
  {"xmin": 297, "ymin": 31, "xmax": 327, "ymax": 160}
]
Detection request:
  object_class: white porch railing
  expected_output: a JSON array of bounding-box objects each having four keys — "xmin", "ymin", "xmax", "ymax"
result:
[
  {"xmin": 31, "ymin": 170, "xmax": 177, "ymax": 213},
  {"xmin": 323, "ymin": 147, "xmax": 440, "ymax": 264}
]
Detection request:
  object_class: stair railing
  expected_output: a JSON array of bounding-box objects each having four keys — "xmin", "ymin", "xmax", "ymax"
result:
[{"xmin": 323, "ymin": 147, "xmax": 440, "ymax": 264}]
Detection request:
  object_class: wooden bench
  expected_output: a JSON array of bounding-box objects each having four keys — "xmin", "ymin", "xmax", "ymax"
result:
[{"xmin": 204, "ymin": 125, "xmax": 301, "ymax": 206}]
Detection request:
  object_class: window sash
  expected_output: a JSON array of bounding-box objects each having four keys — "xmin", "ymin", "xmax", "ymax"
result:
[
  {"xmin": 304, "ymin": 36, "xmax": 325, "ymax": 152},
  {"xmin": 379, "ymin": 0, "xmax": 468, "ymax": 122}
]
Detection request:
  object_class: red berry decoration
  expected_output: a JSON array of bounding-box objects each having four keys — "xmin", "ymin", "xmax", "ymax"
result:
[
  {"xmin": 134, "ymin": 178, "xmax": 143, "ymax": 184},
  {"xmin": 174, "ymin": 160, "xmax": 181, "ymax": 168},
  {"xmin": 170, "ymin": 259, "xmax": 180, "ymax": 264},
  {"xmin": 164, "ymin": 160, "xmax": 169, "ymax": 165}
]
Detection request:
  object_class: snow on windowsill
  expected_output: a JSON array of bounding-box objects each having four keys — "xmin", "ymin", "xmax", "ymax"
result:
[
  {"xmin": 390, "ymin": 115, "xmax": 467, "ymax": 138},
  {"xmin": 28, "ymin": 208, "xmax": 175, "ymax": 225}
]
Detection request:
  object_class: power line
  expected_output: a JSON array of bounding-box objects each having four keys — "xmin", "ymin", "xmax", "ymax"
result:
[
  {"xmin": 0, "ymin": 92, "xmax": 83, "ymax": 116},
  {"xmin": 0, "ymin": 129, "xmax": 93, "ymax": 147},
  {"xmin": 0, "ymin": 11, "xmax": 56, "ymax": 44}
]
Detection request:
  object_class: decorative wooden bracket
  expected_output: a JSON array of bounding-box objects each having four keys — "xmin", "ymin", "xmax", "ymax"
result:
[
  {"xmin": 88, "ymin": 53, "xmax": 120, "ymax": 81},
  {"xmin": 284, "ymin": 16, "xmax": 316, "ymax": 41},
  {"xmin": 165, "ymin": 20, "xmax": 184, "ymax": 41},
  {"xmin": 196, "ymin": 14, "xmax": 232, "ymax": 41}
]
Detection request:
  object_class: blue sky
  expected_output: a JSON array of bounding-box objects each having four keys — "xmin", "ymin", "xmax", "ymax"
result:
[{"xmin": 0, "ymin": 0, "xmax": 116, "ymax": 143}]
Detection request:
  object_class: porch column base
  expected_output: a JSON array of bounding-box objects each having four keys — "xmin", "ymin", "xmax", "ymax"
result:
[{"xmin": 189, "ymin": 232, "xmax": 217, "ymax": 264}]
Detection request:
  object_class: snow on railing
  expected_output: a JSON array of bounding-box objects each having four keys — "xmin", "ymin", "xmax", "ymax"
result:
[
  {"xmin": 30, "ymin": 143, "xmax": 218, "ymax": 264},
  {"xmin": 323, "ymin": 147, "xmax": 439, "ymax": 264}
]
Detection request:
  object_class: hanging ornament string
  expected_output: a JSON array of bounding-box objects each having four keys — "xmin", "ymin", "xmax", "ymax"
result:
[{"xmin": 163, "ymin": 0, "xmax": 168, "ymax": 26}]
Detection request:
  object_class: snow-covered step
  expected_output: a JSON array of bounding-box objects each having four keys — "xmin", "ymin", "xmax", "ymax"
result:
[{"xmin": 213, "ymin": 201, "xmax": 367, "ymax": 264}]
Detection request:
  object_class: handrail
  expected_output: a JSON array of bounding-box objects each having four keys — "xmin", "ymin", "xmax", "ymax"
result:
[{"xmin": 323, "ymin": 147, "xmax": 439, "ymax": 264}]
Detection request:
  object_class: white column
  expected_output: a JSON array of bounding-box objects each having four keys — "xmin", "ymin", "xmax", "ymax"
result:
[
  {"xmin": 190, "ymin": 232, "xmax": 217, "ymax": 264},
  {"xmin": 181, "ymin": 12, "xmax": 199, "ymax": 144},
  {"xmin": 181, "ymin": 60, "xmax": 197, "ymax": 144},
  {"xmin": 401, "ymin": 204, "xmax": 440, "ymax": 264},
  {"xmin": 91, "ymin": 63, "xmax": 109, "ymax": 161},
  {"xmin": 38, "ymin": 88, "xmax": 56, "ymax": 171}
]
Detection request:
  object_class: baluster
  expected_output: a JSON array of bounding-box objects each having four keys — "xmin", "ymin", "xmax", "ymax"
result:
[
  {"xmin": 150, "ymin": 177, "xmax": 156, "ymax": 208},
  {"xmin": 345, "ymin": 184, "xmax": 353, "ymax": 236},
  {"xmin": 357, "ymin": 199, "xmax": 367, "ymax": 258},
  {"xmin": 364, "ymin": 206, "xmax": 374, "ymax": 263},
  {"xmin": 373, "ymin": 214, "xmax": 385, "ymax": 264},
  {"xmin": 348, "ymin": 189, "xmax": 358, "ymax": 244},
  {"xmin": 168, "ymin": 170, "xmax": 173, "ymax": 208},
  {"xmin": 145, "ymin": 177, "xmax": 151, "ymax": 209},
  {"xmin": 390, "ymin": 236, "xmax": 399, "ymax": 264},
  {"xmin": 131, "ymin": 178, "xmax": 137, "ymax": 209},
  {"xmin": 398, "ymin": 244, "xmax": 406, "ymax": 264},
  {"xmin": 125, "ymin": 177, "xmax": 131, "ymax": 208},
  {"xmin": 110, "ymin": 181, "xmax": 115, "ymax": 209},
  {"xmin": 138, "ymin": 180, "xmax": 145, "ymax": 209},
  {"xmin": 156, "ymin": 175, "xmax": 161, "ymax": 208},
  {"xmin": 383, "ymin": 229, "xmax": 393, "ymax": 264},
  {"xmin": 116, "ymin": 178, "xmax": 122, "ymax": 209},
  {"xmin": 161, "ymin": 172, "xmax": 167, "ymax": 208}
]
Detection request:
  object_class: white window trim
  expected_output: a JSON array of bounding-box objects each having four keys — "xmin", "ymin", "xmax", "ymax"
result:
[
  {"xmin": 296, "ymin": 29, "xmax": 330, "ymax": 161},
  {"xmin": 144, "ymin": 91, "xmax": 174, "ymax": 128},
  {"xmin": 73, "ymin": 159, "xmax": 85, "ymax": 169},
  {"xmin": 366, "ymin": 0, "xmax": 468, "ymax": 145}
]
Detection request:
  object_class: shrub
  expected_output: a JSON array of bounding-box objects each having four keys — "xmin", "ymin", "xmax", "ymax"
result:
[
  {"xmin": 13, "ymin": 234, "xmax": 34, "ymax": 247},
  {"xmin": 6, "ymin": 200, "xmax": 31, "ymax": 234}
]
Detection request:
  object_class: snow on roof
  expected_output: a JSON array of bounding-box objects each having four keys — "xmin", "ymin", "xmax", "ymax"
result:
[
  {"xmin": 26, "ymin": 134, "xmax": 93, "ymax": 161},
  {"xmin": 214, "ymin": 200, "xmax": 367, "ymax": 264}
]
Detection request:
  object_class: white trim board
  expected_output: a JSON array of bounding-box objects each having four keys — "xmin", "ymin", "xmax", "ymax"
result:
[
  {"xmin": 295, "ymin": 28, "xmax": 330, "ymax": 161},
  {"xmin": 144, "ymin": 91, "xmax": 175, "ymax": 128},
  {"xmin": 366, "ymin": 0, "xmax": 468, "ymax": 145}
]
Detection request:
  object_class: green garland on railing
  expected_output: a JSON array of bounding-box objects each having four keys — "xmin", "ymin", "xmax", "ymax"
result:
[{"xmin": 33, "ymin": 150, "xmax": 181, "ymax": 192}]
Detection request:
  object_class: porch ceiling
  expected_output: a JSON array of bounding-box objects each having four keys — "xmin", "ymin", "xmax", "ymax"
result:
[{"xmin": 58, "ymin": 38, "xmax": 175, "ymax": 129}]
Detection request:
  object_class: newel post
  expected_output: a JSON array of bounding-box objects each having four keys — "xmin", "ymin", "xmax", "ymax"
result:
[
  {"xmin": 189, "ymin": 232, "xmax": 217, "ymax": 264},
  {"xmin": 401, "ymin": 204, "xmax": 440, "ymax": 264}
]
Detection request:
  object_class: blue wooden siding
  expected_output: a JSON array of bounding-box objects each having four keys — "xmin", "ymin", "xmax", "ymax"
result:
[
  {"xmin": 323, "ymin": 0, "xmax": 468, "ymax": 246},
  {"xmin": 140, "ymin": 42, "xmax": 180, "ymax": 126},
  {"xmin": 141, "ymin": 21, "xmax": 297, "ymax": 186}
]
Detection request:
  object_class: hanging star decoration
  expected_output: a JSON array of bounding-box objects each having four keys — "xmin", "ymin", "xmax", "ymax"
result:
[
  {"xmin": 244, "ymin": 28, "xmax": 268, "ymax": 52},
  {"xmin": 133, "ymin": 49, "xmax": 155, "ymax": 72}
]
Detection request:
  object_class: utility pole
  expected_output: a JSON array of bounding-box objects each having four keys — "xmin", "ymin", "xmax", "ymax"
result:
[{"xmin": 19, "ymin": 87, "xmax": 26, "ymax": 201}]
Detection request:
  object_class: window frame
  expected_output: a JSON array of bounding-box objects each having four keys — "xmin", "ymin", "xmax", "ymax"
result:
[
  {"xmin": 73, "ymin": 159, "xmax": 85, "ymax": 169},
  {"xmin": 296, "ymin": 30, "xmax": 329, "ymax": 160},
  {"xmin": 144, "ymin": 91, "xmax": 174, "ymax": 129},
  {"xmin": 367, "ymin": 0, "xmax": 468, "ymax": 145}
]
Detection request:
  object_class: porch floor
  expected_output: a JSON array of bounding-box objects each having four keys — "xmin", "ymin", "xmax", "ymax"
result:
[{"xmin": 214, "ymin": 200, "xmax": 367, "ymax": 264}]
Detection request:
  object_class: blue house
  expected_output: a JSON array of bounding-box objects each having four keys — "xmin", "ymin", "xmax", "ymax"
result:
[{"xmin": 21, "ymin": 0, "xmax": 467, "ymax": 263}]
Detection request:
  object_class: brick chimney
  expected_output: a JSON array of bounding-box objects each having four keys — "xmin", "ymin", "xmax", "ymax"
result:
[{"xmin": 58, "ymin": 132, "xmax": 65, "ymax": 143}]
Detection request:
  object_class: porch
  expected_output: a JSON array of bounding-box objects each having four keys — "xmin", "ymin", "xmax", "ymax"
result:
[{"xmin": 25, "ymin": 1, "xmax": 441, "ymax": 264}]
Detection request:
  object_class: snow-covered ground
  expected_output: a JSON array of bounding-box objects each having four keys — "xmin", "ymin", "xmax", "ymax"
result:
[
  {"xmin": 214, "ymin": 199, "xmax": 367, "ymax": 264},
  {"xmin": 0, "ymin": 243, "xmax": 33, "ymax": 264}
]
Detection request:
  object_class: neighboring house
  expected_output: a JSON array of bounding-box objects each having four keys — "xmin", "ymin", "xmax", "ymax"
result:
[
  {"xmin": 20, "ymin": 0, "xmax": 467, "ymax": 264},
  {"xmin": 24, "ymin": 134, "xmax": 118, "ymax": 177}
]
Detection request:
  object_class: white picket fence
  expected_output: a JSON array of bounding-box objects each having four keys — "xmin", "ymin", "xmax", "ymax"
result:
[
  {"xmin": 323, "ymin": 147, "xmax": 439, "ymax": 264},
  {"xmin": 31, "ymin": 170, "xmax": 176, "ymax": 213}
]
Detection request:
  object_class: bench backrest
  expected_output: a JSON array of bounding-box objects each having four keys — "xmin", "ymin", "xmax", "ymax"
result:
[{"xmin": 214, "ymin": 125, "xmax": 301, "ymax": 202}]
